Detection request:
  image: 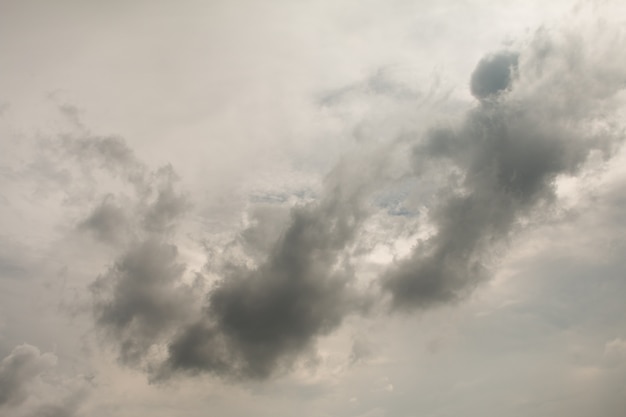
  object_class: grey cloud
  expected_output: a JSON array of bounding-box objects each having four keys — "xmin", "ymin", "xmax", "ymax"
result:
[
  {"xmin": 238, "ymin": 204, "xmax": 291, "ymax": 261},
  {"xmin": 383, "ymin": 42, "xmax": 625, "ymax": 310},
  {"xmin": 90, "ymin": 239, "xmax": 194, "ymax": 367},
  {"xmin": 81, "ymin": 21, "xmax": 626, "ymax": 384},
  {"xmin": 61, "ymin": 132, "xmax": 194, "ymax": 371},
  {"xmin": 470, "ymin": 52, "xmax": 518, "ymax": 100},
  {"xmin": 62, "ymin": 135, "xmax": 148, "ymax": 196},
  {"xmin": 0, "ymin": 344, "xmax": 56, "ymax": 409},
  {"xmin": 79, "ymin": 196, "xmax": 128, "ymax": 244},
  {"xmin": 161, "ymin": 154, "xmax": 389, "ymax": 380},
  {"xmin": 64, "ymin": 135, "xmax": 142, "ymax": 176},
  {"xmin": 72, "ymin": 136, "xmax": 188, "ymax": 245}
]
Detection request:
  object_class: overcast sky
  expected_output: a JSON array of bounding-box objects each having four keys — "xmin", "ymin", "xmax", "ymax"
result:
[{"xmin": 1, "ymin": 1, "xmax": 626, "ymax": 416}]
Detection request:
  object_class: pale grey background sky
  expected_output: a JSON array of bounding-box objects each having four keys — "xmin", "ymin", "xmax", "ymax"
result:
[{"xmin": 1, "ymin": 1, "xmax": 626, "ymax": 416}]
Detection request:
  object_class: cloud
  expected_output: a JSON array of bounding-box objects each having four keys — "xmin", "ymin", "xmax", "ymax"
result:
[
  {"xmin": 161, "ymin": 152, "xmax": 391, "ymax": 380},
  {"xmin": 55, "ymin": 132, "xmax": 193, "ymax": 370},
  {"xmin": 0, "ymin": 344, "xmax": 57, "ymax": 408},
  {"xmin": 67, "ymin": 135, "xmax": 188, "ymax": 243},
  {"xmin": 470, "ymin": 52, "xmax": 518, "ymax": 100},
  {"xmin": 141, "ymin": 165, "xmax": 189, "ymax": 234},
  {"xmin": 62, "ymin": 135, "xmax": 147, "ymax": 192},
  {"xmin": 77, "ymin": 12, "xmax": 626, "ymax": 385},
  {"xmin": 382, "ymin": 24, "xmax": 626, "ymax": 310},
  {"xmin": 90, "ymin": 239, "xmax": 195, "ymax": 367},
  {"xmin": 0, "ymin": 344, "xmax": 88, "ymax": 417}
]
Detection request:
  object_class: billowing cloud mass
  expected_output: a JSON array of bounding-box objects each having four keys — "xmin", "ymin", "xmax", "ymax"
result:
[
  {"xmin": 74, "ymin": 18, "xmax": 626, "ymax": 383},
  {"xmin": 90, "ymin": 239, "xmax": 194, "ymax": 367},
  {"xmin": 470, "ymin": 52, "xmax": 518, "ymax": 100},
  {"xmin": 80, "ymin": 134, "xmax": 395, "ymax": 379},
  {"xmin": 383, "ymin": 34, "xmax": 624, "ymax": 310},
  {"xmin": 162, "ymin": 153, "xmax": 390, "ymax": 379}
]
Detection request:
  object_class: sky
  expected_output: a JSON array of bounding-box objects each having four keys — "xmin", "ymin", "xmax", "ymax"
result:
[{"xmin": 1, "ymin": 0, "xmax": 626, "ymax": 416}]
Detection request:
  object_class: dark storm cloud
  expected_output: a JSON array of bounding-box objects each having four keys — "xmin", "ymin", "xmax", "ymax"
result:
[
  {"xmin": 161, "ymin": 155, "xmax": 388, "ymax": 379},
  {"xmin": 61, "ymin": 133, "xmax": 193, "ymax": 367},
  {"xmin": 166, "ymin": 205, "xmax": 357, "ymax": 378},
  {"xmin": 319, "ymin": 67, "xmax": 422, "ymax": 106},
  {"xmin": 90, "ymin": 239, "xmax": 194, "ymax": 367},
  {"xmin": 382, "ymin": 39, "xmax": 625, "ymax": 310},
  {"xmin": 0, "ymin": 344, "xmax": 56, "ymax": 408}
]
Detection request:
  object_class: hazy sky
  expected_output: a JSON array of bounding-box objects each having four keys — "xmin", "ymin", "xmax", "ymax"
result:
[{"xmin": 1, "ymin": 1, "xmax": 626, "ymax": 416}]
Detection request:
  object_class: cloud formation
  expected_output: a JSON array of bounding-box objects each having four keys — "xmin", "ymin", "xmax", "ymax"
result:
[
  {"xmin": 162, "ymin": 152, "xmax": 391, "ymax": 379},
  {"xmin": 382, "ymin": 28, "xmax": 626, "ymax": 310},
  {"xmin": 80, "ymin": 17, "xmax": 626, "ymax": 383},
  {"xmin": 65, "ymin": 135, "xmax": 194, "ymax": 369},
  {"xmin": 90, "ymin": 239, "xmax": 195, "ymax": 367},
  {"xmin": 470, "ymin": 52, "xmax": 518, "ymax": 100}
]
